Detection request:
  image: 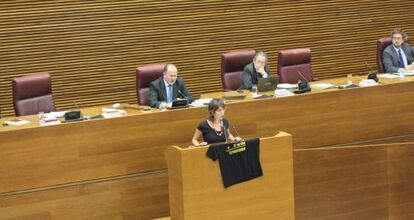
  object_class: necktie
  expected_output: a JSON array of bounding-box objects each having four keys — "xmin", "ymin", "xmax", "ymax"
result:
[
  {"xmin": 167, "ymin": 85, "xmax": 173, "ymax": 103},
  {"xmin": 398, "ymin": 49, "xmax": 405, "ymax": 68}
]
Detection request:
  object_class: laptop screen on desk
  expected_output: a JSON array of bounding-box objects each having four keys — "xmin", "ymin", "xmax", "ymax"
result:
[{"xmin": 257, "ymin": 75, "xmax": 279, "ymax": 92}]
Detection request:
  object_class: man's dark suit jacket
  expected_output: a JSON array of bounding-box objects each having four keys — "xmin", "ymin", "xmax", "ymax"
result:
[
  {"xmin": 149, "ymin": 77, "xmax": 193, "ymax": 108},
  {"xmin": 383, "ymin": 43, "xmax": 414, "ymax": 73},
  {"xmin": 239, "ymin": 62, "xmax": 271, "ymax": 90}
]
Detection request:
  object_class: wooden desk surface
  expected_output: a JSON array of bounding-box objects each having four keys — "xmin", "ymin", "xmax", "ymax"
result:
[
  {"xmin": 1, "ymin": 74, "xmax": 414, "ymax": 219},
  {"xmin": 2, "ymin": 74, "xmax": 414, "ymax": 191}
]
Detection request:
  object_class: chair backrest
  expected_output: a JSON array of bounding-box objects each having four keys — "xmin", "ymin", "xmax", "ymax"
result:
[
  {"xmin": 136, "ymin": 64, "xmax": 165, "ymax": 105},
  {"xmin": 12, "ymin": 73, "xmax": 56, "ymax": 116},
  {"xmin": 278, "ymin": 48, "xmax": 313, "ymax": 83},
  {"xmin": 221, "ymin": 49, "xmax": 256, "ymax": 91},
  {"xmin": 376, "ymin": 36, "xmax": 392, "ymax": 73}
]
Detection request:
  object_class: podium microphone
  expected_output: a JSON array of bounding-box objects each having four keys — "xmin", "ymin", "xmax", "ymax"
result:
[
  {"xmin": 365, "ymin": 61, "xmax": 379, "ymax": 82},
  {"xmin": 231, "ymin": 123, "xmax": 243, "ymax": 142},
  {"xmin": 221, "ymin": 118, "xmax": 228, "ymax": 143},
  {"xmin": 64, "ymin": 100, "xmax": 82, "ymax": 121}
]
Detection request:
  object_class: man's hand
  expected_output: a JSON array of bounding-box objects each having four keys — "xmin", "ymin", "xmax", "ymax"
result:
[{"xmin": 406, "ymin": 64, "xmax": 414, "ymax": 72}]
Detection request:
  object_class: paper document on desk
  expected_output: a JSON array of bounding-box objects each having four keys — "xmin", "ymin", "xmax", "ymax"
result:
[
  {"xmin": 102, "ymin": 108, "xmax": 126, "ymax": 118},
  {"xmin": 404, "ymin": 71, "xmax": 414, "ymax": 76},
  {"xmin": 251, "ymin": 94, "xmax": 262, "ymax": 98},
  {"xmin": 379, "ymin": 73, "xmax": 400, "ymax": 78},
  {"xmin": 358, "ymin": 79, "xmax": 378, "ymax": 87},
  {"xmin": 190, "ymin": 98, "xmax": 212, "ymax": 107},
  {"xmin": 274, "ymin": 89, "xmax": 294, "ymax": 97},
  {"xmin": 386, "ymin": 71, "xmax": 414, "ymax": 76},
  {"xmin": 5, "ymin": 119, "xmax": 30, "ymax": 126},
  {"xmin": 45, "ymin": 111, "xmax": 67, "ymax": 118},
  {"xmin": 39, "ymin": 115, "xmax": 60, "ymax": 126},
  {"xmin": 277, "ymin": 83, "xmax": 297, "ymax": 89},
  {"xmin": 311, "ymin": 83, "xmax": 336, "ymax": 89}
]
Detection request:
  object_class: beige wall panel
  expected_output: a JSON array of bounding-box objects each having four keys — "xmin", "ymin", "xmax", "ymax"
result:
[{"xmin": 1, "ymin": 1, "xmax": 414, "ymax": 116}]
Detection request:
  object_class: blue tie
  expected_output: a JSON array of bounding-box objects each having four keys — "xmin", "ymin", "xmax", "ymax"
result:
[
  {"xmin": 167, "ymin": 85, "xmax": 173, "ymax": 103},
  {"xmin": 398, "ymin": 49, "xmax": 405, "ymax": 68}
]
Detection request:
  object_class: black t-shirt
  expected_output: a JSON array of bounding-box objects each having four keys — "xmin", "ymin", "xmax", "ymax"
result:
[
  {"xmin": 206, "ymin": 138, "xmax": 263, "ymax": 188},
  {"xmin": 197, "ymin": 119, "xmax": 229, "ymax": 144}
]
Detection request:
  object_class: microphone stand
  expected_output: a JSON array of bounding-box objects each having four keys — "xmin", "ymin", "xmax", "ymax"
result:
[
  {"xmin": 295, "ymin": 71, "xmax": 311, "ymax": 94},
  {"xmin": 221, "ymin": 118, "xmax": 228, "ymax": 143},
  {"xmin": 365, "ymin": 61, "xmax": 379, "ymax": 82}
]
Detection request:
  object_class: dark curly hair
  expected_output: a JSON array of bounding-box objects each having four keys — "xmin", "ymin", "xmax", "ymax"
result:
[
  {"xmin": 391, "ymin": 28, "xmax": 408, "ymax": 41},
  {"xmin": 208, "ymin": 98, "xmax": 225, "ymax": 121}
]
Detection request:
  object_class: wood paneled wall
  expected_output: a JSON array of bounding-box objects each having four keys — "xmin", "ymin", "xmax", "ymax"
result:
[
  {"xmin": 1, "ymin": 1, "xmax": 413, "ymax": 116},
  {"xmin": 294, "ymin": 142, "xmax": 414, "ymax": 220}
]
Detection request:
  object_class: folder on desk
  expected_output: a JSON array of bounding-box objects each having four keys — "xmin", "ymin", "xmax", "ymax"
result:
[{"xmin": 222, "ymin": 95, "xmax": 246, "ymax": 100}]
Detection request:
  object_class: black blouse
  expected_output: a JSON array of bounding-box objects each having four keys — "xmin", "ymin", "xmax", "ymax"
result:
[{"xmin": 197, "ymin": 119, "xmax": 229, "ymax": 144}]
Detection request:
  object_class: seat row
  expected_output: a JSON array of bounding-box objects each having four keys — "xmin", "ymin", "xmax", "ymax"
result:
[
  {"xmin": 10, "ymin": 37, "xmax": 393, "ymax": 116},
  {"xmin": 137, "ymin": 48, "xmax": 315, "ymax": 106}
]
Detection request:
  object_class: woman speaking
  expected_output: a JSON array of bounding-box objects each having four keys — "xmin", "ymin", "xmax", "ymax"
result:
[{"xmin": 192, "ymin": 98, "xmax": 241, "ymax": 146}]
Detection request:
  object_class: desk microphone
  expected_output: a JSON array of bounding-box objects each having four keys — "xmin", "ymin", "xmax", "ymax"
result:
[
  {"xmin": 177, "ymin": 89, "xmax": 186, "ymax": 99},
  {"xmin": 64, "ymin": 100, "xmax": 83, "ymax": 121},
  {"xmin": 295, "ymin": 71, "xmax": 311, "ymax": 94},
  {"xmin": 365, "ymin": 61, "xmax": 379, "ymax": 82},
  {"xmin": 297, "ymin": 70, "xmax": 308, "ymax": 82}
]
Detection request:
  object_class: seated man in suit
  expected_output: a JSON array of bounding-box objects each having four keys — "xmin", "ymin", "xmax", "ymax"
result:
[
  {"xmin": 383, "ymin": 28, "xmax": 414, "ymax": 73},
  {"xmin": 149, "ymin": 64, "xmax": 193, "ymax": 108},
  {"xmin": 239, "ymin": 51, "xmax": 271, "ymax": 90}
]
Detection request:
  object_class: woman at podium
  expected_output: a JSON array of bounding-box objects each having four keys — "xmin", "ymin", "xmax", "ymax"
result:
[{"xmin": 192, "ymin": 98, "xmax": 241, "ymax": 146}]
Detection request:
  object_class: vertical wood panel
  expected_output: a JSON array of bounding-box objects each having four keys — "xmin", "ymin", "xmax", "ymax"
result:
[
  {"xmin": 389, "ymin": 144, "xmax": 414, "ymax": 220},
  {"xmin": 294, "ymin": 146, "xmax": 389, "ymax": 220},
  {"xmin": 294, "ymin": 143, "xmax": 414, "ymax": 220},
  {"xmin": 0, "ymin": 173, "xmax": 169, "ymax": 220}
]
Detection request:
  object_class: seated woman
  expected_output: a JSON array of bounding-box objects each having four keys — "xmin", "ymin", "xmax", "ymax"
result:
[{"xmin": 192, "ymin": 98, "xmax": 241, "ymax": 146}]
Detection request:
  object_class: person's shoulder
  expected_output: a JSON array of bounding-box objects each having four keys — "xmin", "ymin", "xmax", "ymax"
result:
[
  {"xmin": 150, "ymin": 76, "xmax": 163, "ymax": 85},
  {"xmin": 149, "ymin": 77, "xmax": 163, "ymax": 88},
  {"xmin": 244, "ymin": 62, "xmax": 254, "ymax": 71},
  {"xmin": 402, "ymin": 42, "xmax": 412, "ymax": 50},
  {"xmin": 174, "ymin": 77, "xmax": 187, "ymax": 87},
  {"xmin": 384, "ymin": 44, "xmax": 395, "ymax": 51},
  {"xmin": 197, "ymin": 119, "xmax": 209, "ymax": 129},
  {"xmin": 176, "ymin": 77, "xmax": 185, "ymax": 83}
]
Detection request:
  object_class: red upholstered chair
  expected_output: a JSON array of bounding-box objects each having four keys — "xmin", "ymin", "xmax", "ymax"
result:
[
  {"xmin": 12, "ymin": 73, "xmax": 56, "ymax": 116},
  {"xmin": 277, "ymin": 48, "xmax": 315, "ymax": 83},
  {"xmin": 221, "ymin": 49, "xmax": 256, "ymax": 91},
  {"xmin": 136, "ymin": 64, "xmax": 165, "ymax": 105},
  {"xmin": 376, "ymin": 37, "xmax": 392, "ymax": 73}
]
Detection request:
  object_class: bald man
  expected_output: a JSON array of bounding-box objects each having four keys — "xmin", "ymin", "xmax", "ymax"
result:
[{"xmin": 148, "ymin": 64, "xmax": 193, "ymax": 108}]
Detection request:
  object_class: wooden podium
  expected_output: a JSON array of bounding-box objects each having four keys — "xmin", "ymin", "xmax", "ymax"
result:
[{"xmin": 164, "ymin": 132, "xmax": 295, "ymax": 220}]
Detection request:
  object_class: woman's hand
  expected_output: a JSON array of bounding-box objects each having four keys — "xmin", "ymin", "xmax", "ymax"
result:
[{"xmin": 234, "ymin": 137, "xmax": 243, "ymax": 142}]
